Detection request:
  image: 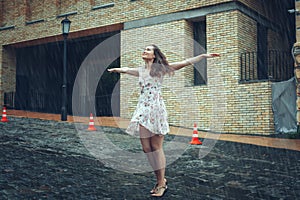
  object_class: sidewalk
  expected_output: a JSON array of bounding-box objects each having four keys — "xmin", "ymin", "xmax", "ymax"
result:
[{"xmin": 6, "ymin": 109, "xmax": 300, "ymax": 152}]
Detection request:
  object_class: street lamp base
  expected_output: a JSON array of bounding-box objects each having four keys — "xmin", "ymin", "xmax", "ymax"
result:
[{"xmin": 61, "ymin": 107, "xmax": 67, "ymax": 121}]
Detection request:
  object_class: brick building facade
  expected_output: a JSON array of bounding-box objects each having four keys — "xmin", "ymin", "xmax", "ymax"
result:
[{"xmin": 0, "ymin": 0, "xmax": 295, "ymax": 134}]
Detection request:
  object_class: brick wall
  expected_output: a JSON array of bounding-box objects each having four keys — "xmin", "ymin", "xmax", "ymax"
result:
[
  {"xmin": 120, "ymin": 20, "xmax": 195, "ymax": 127},
  {"xmin": 0, "ymin": 0, "xmax": 291, "ymax": 45},
  {"xmin": 0, "ymin": 0, "xmax": 293, "ymax": 134},
  {"xmin": 295, "ymin": 1, "xmax": 300, "ymax": 42},
  {"xmin": 120, "ymin": 9, "xmax": 275, "ymax": 134},
  {"xmin": 0, "ymin": 46, "xmax": 16, "ymax": 106},
  {"xmin": 0, "ymin": 0, "xmax": 231, "ymax": 45},
  {"xmin": 205, "ymin": 10, "xmax": 274, "ymax": 134}
]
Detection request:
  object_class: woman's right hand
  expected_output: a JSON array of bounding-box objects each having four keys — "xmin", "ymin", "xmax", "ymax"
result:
[
  {"xmin": 107, "ymin": 67, "xmax": 139, "ymax": 76},
  {"xmin": 107, "ymin": 68, "xmax": 119, "ymax": 73}
]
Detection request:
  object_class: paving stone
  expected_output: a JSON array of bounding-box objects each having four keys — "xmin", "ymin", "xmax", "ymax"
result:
[{"xmin": 0, "ymin": 117, "xmax": 299, "ymax": 199}]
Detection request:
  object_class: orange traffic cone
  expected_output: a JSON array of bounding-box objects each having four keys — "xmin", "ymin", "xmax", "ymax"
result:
[
  {"xmin": 190, "ymin": 123, "xmax": 202, "ymax": 145},
  {"xmin": 87, "ymin": 113, "xmax": 97, "ymax": 131},
  {"xmin": 1, "ymin": 106, "xmax": 8, "ymax": 122}
]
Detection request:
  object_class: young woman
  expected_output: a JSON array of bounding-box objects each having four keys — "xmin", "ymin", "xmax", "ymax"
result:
[{"xmin": 108, "ymin": 44, "xmax": 220, "ymax": 197}]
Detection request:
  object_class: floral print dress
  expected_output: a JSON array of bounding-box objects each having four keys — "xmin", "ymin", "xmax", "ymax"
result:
[{"xmin": 126, "ymin": 66, "xmax": 170, "ymax": 137}]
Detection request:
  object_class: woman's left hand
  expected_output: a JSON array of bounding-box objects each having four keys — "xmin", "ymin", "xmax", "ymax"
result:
[{"xmin": 203, "ymin": 53, "xmax": 221, "ymax": 58}]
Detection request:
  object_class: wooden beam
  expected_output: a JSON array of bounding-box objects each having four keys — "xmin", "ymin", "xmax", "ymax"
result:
[{"xmin": 7, "ymin": 23, "xmax": 123, "ymax": 48}]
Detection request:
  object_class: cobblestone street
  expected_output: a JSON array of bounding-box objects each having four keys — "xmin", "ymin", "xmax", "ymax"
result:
[{"xmin": 0, "ymin": 117, "xmax": 299, "ymax": 200}]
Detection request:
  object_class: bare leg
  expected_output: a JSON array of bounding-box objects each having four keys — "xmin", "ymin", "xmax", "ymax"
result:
[
  {"xmin": 139, "ymin": 125, "xmax": 166, "ymax": 191},
  {"xmin": 139, "ymin": 125, "xmax": 156, "ymax": 170},
  {"xmin": 150, "ymin": 135, "xmax": 166, "ymax": 186}
]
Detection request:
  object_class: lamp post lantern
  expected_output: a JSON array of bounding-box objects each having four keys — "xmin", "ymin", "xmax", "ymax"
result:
[{"xmin": 61, "ymin": 17, "xmax": 71, "ymax": 121}]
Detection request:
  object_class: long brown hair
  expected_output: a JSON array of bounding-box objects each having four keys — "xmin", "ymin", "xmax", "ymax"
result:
[{"xmin": 150, "ymin": 44, "xmax": 174, "ymax": 77}]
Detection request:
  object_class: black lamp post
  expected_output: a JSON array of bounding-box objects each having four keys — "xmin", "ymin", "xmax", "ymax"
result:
[{"xmin": 61, "ymin": 17, "xmax": 71, "ymax": 121}]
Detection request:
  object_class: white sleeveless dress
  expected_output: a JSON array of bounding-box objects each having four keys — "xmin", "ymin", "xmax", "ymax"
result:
[{"xmin": 126, "ymin": 66, "xmax": 170, "ymax": 137}]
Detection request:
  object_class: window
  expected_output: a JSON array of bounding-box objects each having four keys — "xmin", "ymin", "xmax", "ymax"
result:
[
  {"xmin": 92, "ymin": 0, "xmax": 113, "ymax": 6},
  {"xmin": 257, "ymin": 23, "xmax": 268, "ymax": 80},
  {"xmin": 25, "ymin": 0, "xmax": 44, "ymax": 22},
  {"xmin": 1, "ymin": 0, "xmax": 15, "ymax": 26},
  {"xmin": 193, "ymin": 21, "xmax": 207, "ymax": 85},
  {"xmin": 56, "ymin": 0, "xmax": 77, "ymax": 15}
]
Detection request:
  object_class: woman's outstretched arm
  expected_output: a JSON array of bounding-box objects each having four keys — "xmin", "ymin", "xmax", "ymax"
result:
[
  {"xmin": 108, "ymin": 67, "xmax": 139, "ymax": 77},
  {"xmin": 169, "ymin": 53, "xmax": 220, "ymax": 71}
]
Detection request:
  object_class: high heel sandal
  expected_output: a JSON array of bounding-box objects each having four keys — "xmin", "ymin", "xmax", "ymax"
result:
[
  {"xmin": 151, "ymin": 183, "xmax": 168, "ymax": 197},
  {"xmin": 150, "ymin": 178, "xmax": 167, "ymax": 194}
]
